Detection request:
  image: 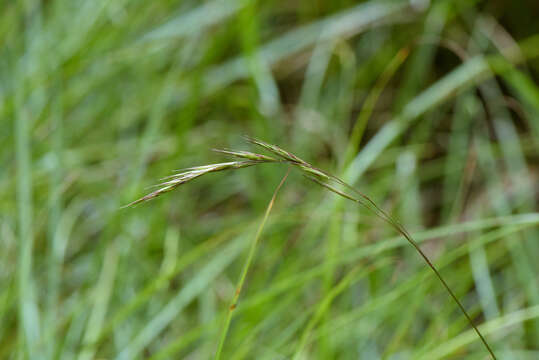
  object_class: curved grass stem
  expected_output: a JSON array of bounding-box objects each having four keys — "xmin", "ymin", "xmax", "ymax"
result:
[{"xmin": 307, "ymin": 176, "xmax": 497, "ymax": 360}]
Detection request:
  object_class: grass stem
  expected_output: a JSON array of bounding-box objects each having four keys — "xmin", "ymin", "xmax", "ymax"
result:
[{"xmin": 214, "ymin": 167, "xmax": 290, "ymax": 359}]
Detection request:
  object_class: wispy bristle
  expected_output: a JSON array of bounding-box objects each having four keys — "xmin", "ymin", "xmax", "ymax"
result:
[
  {"xmin": 243, "ymin": 136, "xmax": 307, "ymax": 164},
  {"xmin": 212, "ymin": 148, "xmax": 278, "ymax": 162}
]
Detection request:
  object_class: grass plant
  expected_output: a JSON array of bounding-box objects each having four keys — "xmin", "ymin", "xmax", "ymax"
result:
[
  {"xmin": 3, "ymin": 0, "xmax": 539, "ymax": 358},
  {"xmin": 127, "ymin": 137, "xmax": 497, "ymax": 359}
]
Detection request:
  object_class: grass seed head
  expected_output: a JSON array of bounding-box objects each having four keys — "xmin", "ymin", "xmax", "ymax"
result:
[{"xmin": 124, "ymin": 160, "xmax": 262, "ymax": 207}]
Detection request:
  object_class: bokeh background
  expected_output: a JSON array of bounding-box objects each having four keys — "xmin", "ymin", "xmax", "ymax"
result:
[{"xmin": 2, "ymin": 0, "xmax": 539, "ymax": 359}]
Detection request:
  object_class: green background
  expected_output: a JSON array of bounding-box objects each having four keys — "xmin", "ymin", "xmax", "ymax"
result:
[{"xmin": 2, "ymin": 0, "xmax": 539, "ymax": 358}]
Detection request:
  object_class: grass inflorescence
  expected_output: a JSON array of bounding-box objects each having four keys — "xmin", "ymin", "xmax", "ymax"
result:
[{"xmin": 127, "ymin": 137, "xmax": 497, "ymax": 360}]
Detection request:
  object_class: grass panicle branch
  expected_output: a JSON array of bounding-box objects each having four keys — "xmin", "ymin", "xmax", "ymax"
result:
[{"xmin": 126, "ymin": 137, "xmax": 496, "ymax": 360}]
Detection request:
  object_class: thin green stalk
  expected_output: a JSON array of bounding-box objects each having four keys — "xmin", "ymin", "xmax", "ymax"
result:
[
  {"xmin": 214, "ymin": 168, "xmax": 290, "ymax": 360},
  {"xmin": 46, "ymin": 86, "xmax": 64, "ymax": 358}
]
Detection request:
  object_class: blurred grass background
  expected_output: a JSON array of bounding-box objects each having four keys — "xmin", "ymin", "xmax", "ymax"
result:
[{"xmin": 2, "ymin": 0, "xmax": 539, "ymax": 359}]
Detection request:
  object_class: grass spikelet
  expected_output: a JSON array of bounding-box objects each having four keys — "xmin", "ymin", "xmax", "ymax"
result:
[
  {"xmin": 243, "ymin": 135, "xmax": 308, "ymax": 164},
  {"xmin": 211, "ymin": 149, "xmax": 279, "ymax": 162},
  {"xmin": 124, "ymin": 160, "xmax": 268, "ymax": 208}
]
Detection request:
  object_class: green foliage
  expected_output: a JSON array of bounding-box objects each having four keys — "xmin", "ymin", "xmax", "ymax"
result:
[{"xmin": 2, "ymin": 0, "xmax": 539, "ymax": 359}]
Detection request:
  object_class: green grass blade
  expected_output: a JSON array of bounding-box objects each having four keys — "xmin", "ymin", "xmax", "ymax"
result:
[
  {"xmin": 78, "ymin": 243, "xmax": 119, "ymax": 360},
  {"xmin": 15, "ymin": 79, "xmax": 40, "ymax": 359},
  {"xmin": 116, "ymin": 236, "xmax": 247, "ymax": 360}
]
